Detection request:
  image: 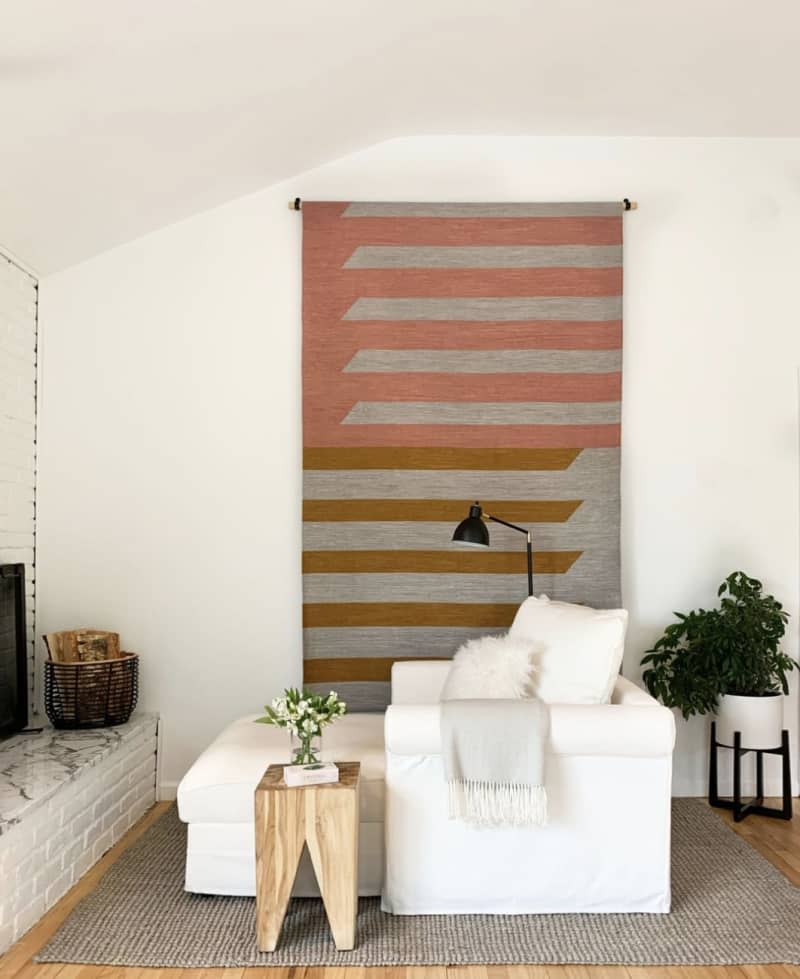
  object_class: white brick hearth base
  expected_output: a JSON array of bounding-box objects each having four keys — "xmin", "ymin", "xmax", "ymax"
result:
[{"xmin": 0, "ymin": 713, "xmax": 158, "ymax": 955}]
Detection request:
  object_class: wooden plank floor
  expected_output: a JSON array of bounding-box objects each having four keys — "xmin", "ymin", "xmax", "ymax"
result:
[{"xmin": 1, "ymin": 799, "xmax": 798, "ymax": 979}]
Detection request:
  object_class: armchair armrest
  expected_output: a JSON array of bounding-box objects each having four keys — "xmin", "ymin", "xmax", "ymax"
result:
[
  {"xmin": 385, "ymin": 690, "xmax": 675, "ymax": 760},
  {"xmin": 612, "ymin": 675, "xmax": 662, "ymax": 706},
  {"xmin": 385, "ymin": 704, "xmax": 443, "ymax": 755}
]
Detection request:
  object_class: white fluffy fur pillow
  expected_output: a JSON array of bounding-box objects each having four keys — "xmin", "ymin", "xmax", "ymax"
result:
[{"xmin": 440, "ymin": 634, "xmax": 540, "ymax": 701}]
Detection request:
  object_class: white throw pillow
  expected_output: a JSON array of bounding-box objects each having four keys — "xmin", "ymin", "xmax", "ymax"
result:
[
  {"xmin": 440, "ymin": 634, "xmax": 540, "ymax": 701},
  {"xmin": 509, "ymin": 595, "xmax": 627, "ymax": 704}
]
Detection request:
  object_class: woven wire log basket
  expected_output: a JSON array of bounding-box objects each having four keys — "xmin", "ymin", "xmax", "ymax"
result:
[{"xmin": 44, "ymin": 653, "xmax": 139, "ymax": 728}]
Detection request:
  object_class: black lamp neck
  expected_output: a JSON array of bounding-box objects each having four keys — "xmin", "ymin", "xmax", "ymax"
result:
[{"xmin": 486, "ymin": 513, "xmax": 529, "ymax": 537}]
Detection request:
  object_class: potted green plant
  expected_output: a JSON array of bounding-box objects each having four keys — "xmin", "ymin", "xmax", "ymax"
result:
[{"xmin": 641, "ymin": 571, "xmax": 795, "ymax": 749}]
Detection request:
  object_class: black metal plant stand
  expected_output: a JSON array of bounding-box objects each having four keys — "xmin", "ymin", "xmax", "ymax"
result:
[{"xmin": 708, "ymin": 721, "xmax": 793, "ymax": 822}]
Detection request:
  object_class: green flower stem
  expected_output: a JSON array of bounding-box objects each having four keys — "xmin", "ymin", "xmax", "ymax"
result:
[{"xmin": 292, "ymin": 736, "xmax": 320, "ymax": 766}]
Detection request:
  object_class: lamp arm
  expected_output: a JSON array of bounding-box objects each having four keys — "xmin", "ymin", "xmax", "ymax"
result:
[
  {"xmin": 486, "ymin": 514, "xmax": 534, "ymax": 597},
  {"xmin": 486, "ymin": 513, "xmax": 528, "ymax": 535}
]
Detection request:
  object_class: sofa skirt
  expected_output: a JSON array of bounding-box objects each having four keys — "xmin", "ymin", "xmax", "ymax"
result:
[
  {"xmin": 382, "ymin": 751, "xmax": 672, "ymax": 914},
  {"xmin": 184, "ymin": 820, "xmax": 385, "ymax": 897}
]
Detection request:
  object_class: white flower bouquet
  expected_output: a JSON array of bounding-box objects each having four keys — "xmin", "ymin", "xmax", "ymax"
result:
[{"xmin": 256, "ymin": 687, "xmax": 347, "ymax": 766}]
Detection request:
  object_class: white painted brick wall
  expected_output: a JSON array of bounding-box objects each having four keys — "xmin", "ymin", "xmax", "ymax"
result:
[
  {"xmin": 0, "ymin": 253, "xmax": 38, "ymax": 713},
  {"xmin": 0, "ymin": 716, "xmax": 158, "ymax": 955}
]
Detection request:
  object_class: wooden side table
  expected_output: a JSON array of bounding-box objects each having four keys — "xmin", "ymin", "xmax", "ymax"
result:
[{"xmin": 254, "ymin": 761, "xmax": 360, "ymax": 952}]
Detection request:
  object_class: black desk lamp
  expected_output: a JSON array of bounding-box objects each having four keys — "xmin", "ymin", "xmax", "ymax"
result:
[{"xmin": 451, "ymin": 501, "xmax": 534, "ymax": 597}]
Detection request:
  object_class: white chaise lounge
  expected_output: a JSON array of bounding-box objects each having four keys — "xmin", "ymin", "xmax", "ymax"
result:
[{"xmin": 177, "ymin": 712, "xmax": 385, "ymax": 896}]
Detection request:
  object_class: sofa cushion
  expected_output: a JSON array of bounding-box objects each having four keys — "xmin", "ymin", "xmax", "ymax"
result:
[
  {"xmin": 177, "ymin": 712, "xmax": 385, "ymax": 825},
  {"xmin": 510, "ymin": 594, "xmax": 627, "ymax": 704}
]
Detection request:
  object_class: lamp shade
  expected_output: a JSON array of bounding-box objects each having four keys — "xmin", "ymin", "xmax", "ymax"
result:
[{"xmin": 452, "ymin": 502, "xmax": 490, "ymax": 547}]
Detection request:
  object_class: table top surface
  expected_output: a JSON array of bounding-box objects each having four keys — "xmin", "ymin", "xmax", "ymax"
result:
[{"xmin": 256, "ymin": 760, "xmax": 360, "ymax": 792}]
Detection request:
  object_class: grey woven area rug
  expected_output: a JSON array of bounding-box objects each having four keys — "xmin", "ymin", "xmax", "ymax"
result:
[{"xmin": 37, "ymin": 801, "xmax": 800, "ymax": 967}]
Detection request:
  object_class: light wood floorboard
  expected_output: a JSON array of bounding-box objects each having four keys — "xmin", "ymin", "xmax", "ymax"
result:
[{"xmin": 1, "ymin": 800, "xmax": 797, "ymax": 979}]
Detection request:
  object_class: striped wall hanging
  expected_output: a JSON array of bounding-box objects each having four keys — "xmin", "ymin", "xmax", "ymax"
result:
[{"xmin": 302, "ymin": 201, "xmax": 623, "ymax": 710}]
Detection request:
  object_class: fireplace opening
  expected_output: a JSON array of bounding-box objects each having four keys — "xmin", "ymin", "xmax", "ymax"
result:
[{"xmin": 0, "ymin": 563, "xmax": 28, "ymax": 738}]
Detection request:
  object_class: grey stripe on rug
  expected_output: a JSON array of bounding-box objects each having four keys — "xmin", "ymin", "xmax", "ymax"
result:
[{"xmin": 36, "ymin": 801, "xmax": 800, "ymax": 967}]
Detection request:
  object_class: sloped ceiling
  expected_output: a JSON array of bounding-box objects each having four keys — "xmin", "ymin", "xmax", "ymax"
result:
[{"xmin": 3, "ymin": 0, "xmax": 800, "ymax": 273}]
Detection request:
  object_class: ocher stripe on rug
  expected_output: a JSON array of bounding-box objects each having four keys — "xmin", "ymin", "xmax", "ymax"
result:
[
  {"xmin": 304, "ymin": 657, "xmax": 408, "ymax": 683},
  {"xmin": 302, "ymin": 550, "xmax": 581, "ymax": 575},
  {"xmin": 302, "ymin": 602, "xmax": 518, "ymax": 628},
  {"xmin": 302, "ymin": 499, "xmax": 583, "ymax": 523}
]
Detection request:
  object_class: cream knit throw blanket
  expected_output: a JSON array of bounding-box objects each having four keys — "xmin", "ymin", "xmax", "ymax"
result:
[{"xmin": 441, "ymin": 698, "xmax": 548, "ymax": 827}]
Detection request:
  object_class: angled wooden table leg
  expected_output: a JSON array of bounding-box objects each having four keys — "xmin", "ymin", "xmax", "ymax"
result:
[
  {"xmin": 305, "ymin": 767, "xmax": 360, "ymax": 950},
  {"xmin": 254, "ymin": 761, "xmax": 361, "ymax": 953},
  {"xmin": 255, "ymin": 776, "xmax": 305, "ymax": 952}
]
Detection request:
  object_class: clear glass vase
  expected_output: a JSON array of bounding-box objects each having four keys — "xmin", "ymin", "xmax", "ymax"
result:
[{"xmin": 290, "ymin": 731, "xmax": 322, "ymax": 766}]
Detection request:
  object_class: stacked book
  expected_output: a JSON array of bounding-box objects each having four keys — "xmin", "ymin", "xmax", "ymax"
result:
[{"xmin": 283, "ymin": 762, "xmax": 340, "ymax": 787}]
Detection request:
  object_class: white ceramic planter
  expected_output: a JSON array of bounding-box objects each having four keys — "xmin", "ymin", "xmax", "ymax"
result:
[{"xmin": 715, "ymin": 693, "xmax": 784, "ymax": 750}]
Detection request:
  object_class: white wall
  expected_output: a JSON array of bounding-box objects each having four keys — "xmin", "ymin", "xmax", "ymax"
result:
[
  {"xmin": 37, "ymin": 137, "xmax": 800, "ymax": 796},
  {"xmin": 0, "ymin": 253, "xmax": 37, "ymax": 714}
]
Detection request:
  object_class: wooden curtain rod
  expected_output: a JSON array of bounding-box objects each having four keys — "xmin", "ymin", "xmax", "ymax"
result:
[{"xmin": 287, "ymin": 198, "xmax": 638, "ymax": 211}]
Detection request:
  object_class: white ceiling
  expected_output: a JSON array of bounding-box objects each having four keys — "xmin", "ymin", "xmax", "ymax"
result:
[{"xmin": 3, "ymin": 0, "xmax": 800, "ymax": 274}]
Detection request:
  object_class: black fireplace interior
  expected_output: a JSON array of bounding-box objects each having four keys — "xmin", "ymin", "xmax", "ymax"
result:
[{"xmin": 0, "ymin": 563, "xmax": 28, "ymax": 737}]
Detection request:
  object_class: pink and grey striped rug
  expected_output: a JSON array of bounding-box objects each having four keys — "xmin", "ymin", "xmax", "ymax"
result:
[{"xmin": 302, "ymin": 202, "xmax": 623, "ymax": 709}]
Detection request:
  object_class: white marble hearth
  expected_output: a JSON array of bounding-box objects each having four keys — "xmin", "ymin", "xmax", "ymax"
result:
[{"xmin": 0, "ymin": 712, "xmax": 158, "ymax": 954}]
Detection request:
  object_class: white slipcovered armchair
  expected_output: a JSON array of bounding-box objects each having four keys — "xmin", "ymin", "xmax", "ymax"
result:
[{"xmin": 382, "ymin": 660, "xmax": 676, "ymax": 915}]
